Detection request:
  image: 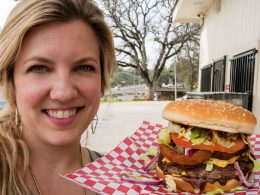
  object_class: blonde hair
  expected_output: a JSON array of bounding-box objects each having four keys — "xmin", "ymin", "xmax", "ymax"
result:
[{"xmin": 0, "ymin": 0, "xmax": 116, "ymax": 194}]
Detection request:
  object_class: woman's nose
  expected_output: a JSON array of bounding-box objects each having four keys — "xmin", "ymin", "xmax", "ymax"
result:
[{"xmin": 50, "ymin": 73, "xmax": 78, "ymax": 102}]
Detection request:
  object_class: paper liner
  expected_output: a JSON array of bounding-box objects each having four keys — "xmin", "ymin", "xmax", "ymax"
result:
[{"xmin": 64, "ymin": 121, "xmax": 260, "ymax": 194}]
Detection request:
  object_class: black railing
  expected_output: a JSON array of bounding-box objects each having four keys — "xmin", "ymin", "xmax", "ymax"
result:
[
  {"xmin": 212, "ymin": 56, "xmax": 226, "ymax": 92},
  {"xmin": 200, "ymin": 64, "xmax": 212, "ymax": 92},
  {"xmin": 230, "ymin": 49, "xmax": 257, "ymax": 111}
]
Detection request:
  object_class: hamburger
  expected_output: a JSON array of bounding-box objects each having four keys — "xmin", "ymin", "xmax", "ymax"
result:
[{"xmin": 156, "ymin": 99, "xmax": 258, "ymax": 193}]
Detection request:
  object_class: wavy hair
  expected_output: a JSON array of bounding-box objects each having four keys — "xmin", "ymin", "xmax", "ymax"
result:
[{"xmin": 0, "ymin": 0, "xmax": 115, "ymax": 194}]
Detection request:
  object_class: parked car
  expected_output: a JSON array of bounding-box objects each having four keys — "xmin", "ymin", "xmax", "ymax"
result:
[{"xmin": 177, "ymin": 93, "xmax": 204, "ymax": 101}]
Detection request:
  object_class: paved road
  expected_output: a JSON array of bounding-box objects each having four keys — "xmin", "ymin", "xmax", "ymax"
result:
[{"xmin": 82, "ymin": 101, "xmax": 171, "ymax": 154}]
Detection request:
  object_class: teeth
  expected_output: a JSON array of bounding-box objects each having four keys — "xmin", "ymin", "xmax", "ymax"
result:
[{"xmin": 47, "ymin": 109, "xmax": 77, "ymax": 119}]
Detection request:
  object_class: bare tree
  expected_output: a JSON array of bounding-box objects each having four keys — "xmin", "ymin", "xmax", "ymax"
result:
[
  {"xmin": 185, "ymin": 41, "xmax": 200, "ymax": 91},
  {"xmin": 102, "ymin": 0, "xmax": 200, "ymax": 98},
  {"xmin": 175, "ymin": 39, "xmax": 200, "ymax": 91}
]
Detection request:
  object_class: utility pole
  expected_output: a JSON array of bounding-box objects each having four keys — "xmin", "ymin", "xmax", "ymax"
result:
[
  {"xmin": 134, "ymin": 71, "xmax": 136, "ymax": 93},
  {"xmin": 174, "ymin": 63, "xmax": 177, "ymax": 100}
]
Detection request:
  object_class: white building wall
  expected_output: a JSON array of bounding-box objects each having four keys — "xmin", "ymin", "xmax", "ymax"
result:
[{"xmin": 199, "ymin": 0, "xmax": 260, "ymax": 133}]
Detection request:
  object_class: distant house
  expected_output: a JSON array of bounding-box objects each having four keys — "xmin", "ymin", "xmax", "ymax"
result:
[{"xmin": 173, "ymin": 0, "xmax": 260, "ymax": 132}]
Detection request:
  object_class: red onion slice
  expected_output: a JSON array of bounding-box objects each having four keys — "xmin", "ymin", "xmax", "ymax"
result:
[
  {"xmin": 187, "ymin": 126, "xmax": 193, "ymax": 131},
  {"xmin": 234, "ymin": 161, "xmax": 255, "ymax": 187},
  {"xmin": 121, "ymin": 173, "xmax": 163, "ymax": 186},
  {"xmin": 143, "ymin": 153, "xmax": 159, "ymax": 171},
  {"xmin": 185, "ymin": 148, "xmax": 193, "ymax": 156}
]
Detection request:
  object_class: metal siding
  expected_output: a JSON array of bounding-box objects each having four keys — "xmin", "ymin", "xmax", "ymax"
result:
[
  {"xmin": 199, "ymin": 0, "xmax": 260, "ymax": 131},
  {"xmin": 200, "ymin": 0, "xmax": 260, "ymax": 67}
]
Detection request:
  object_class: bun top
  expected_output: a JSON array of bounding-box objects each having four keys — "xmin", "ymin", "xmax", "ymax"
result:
[{"xmin": 163, "ymin": 99, "xmax": 257, "ymax": 134}]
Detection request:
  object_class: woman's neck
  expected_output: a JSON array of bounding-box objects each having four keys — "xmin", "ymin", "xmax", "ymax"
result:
[
  {"xmin": 25, "ymin": 144, "xmax": 91, "ymax": 195},
  {"xmin": 27, "ymin": 141, "xmax": 83, "ymax": 173}
]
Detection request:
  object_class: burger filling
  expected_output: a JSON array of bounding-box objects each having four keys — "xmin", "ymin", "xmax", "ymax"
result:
[
  {"xmin": 158, "ymin": 153, "xmax": 254, "ymax": 191},
  {"xmin": 167, "ymin": 122, "xmax": 242, "ymax": 148},
  {"xmin": 158, "ymin": 122, "xmax": 255, "ymax": 192}
]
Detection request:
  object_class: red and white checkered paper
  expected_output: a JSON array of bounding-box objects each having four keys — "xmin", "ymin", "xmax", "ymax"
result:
[{"xmin": 64, "ymin": 121, "xmax": 260, "ymax": 195}]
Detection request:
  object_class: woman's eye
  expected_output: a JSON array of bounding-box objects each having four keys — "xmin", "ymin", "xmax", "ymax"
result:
[
  {"xmin": 77, "ymin": 65, "xmax": 95, "ymax": 72},
  {"xmin": 27, "ymin": 65, "xmax": 48, "ymax": 73}
]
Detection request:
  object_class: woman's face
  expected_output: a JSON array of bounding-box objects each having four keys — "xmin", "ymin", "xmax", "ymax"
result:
[{"xmin": 14, "ymin": 20, "xmax": 101, "ymax": 146}]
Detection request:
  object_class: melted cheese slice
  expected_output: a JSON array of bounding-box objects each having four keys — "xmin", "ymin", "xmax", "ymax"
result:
[
  {"xmin": 162, "ymin": 157, "xmax": 171, "ymax": 163},
  {"xmin": 206, "ymin": 156, "xmax": 240, "ymax": 168}
]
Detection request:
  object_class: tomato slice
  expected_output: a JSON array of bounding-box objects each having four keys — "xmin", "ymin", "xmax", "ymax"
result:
[{"xmin": 171, "ymin": 133, "xmax": 245, "ymax": 153}]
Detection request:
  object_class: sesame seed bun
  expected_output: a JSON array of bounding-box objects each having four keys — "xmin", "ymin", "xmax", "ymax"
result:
[
  {"xmin": 162, "ymin": 99, "xmax": 256, "ymax": 134},
  {"xmin": 156, "ymin": 164, "xmax": 241, "ymax": 193}
]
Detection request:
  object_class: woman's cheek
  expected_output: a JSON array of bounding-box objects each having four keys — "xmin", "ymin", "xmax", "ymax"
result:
[
  {"xmin": 16, "ymin": 79, "xmax": 49, "ymax": 109},
  {"xmin": 81, "ymin": 78, "xmax": 101, "ymax": 98}
]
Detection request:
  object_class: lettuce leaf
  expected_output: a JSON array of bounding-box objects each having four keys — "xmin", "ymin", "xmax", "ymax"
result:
[
  {"xmin": 190, "ymin": 128, "xmax": 211, "ymax": 145},
  {"xmin": 158, "ymin": 128, "xmax": 171, "ymax": 146},
  {"xmin": 249, "ymin": 154, "xmax": 260, "ymax": 172},
  {"xmin": 206, "ymin": 188, "xmax": 224, "ymax": 195},
  {"xmin": 147, "ymin": 146, "xmax": 158, "ymax": 156},
  {"xmin": 165, "ymin": 175, "xmax": 177, "ymax": 192}
]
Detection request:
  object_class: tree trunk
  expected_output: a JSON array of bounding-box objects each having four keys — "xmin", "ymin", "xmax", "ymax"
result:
[{"xmin": 147, "ymin": 82, "xmax": 157, "ymax": 100}]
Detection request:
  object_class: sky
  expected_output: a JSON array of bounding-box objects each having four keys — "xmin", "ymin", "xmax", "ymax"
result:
[{"xmin": 0, "ymin": 0, "xmax": 18, "ymax": 29}]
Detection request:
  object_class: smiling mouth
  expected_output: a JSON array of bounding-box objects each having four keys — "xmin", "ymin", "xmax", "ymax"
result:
[{"xmin": 45, "ymin": 107, "xmax": 83, "ymax": 119}]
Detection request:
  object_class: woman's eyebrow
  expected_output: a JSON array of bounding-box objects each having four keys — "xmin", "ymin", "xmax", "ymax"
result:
[
  {"xmin": 74, "ymin": 57, "xmax": 99, "ymax": 64},
  {"xmin": 23, "ymin": 56, "xmax": 55, "ymax": 64}
]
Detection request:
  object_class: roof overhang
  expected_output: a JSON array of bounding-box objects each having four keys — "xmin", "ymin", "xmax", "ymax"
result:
[{"xmin": 172, "ymin": 0, "xmax": 219, "ymax": 23}]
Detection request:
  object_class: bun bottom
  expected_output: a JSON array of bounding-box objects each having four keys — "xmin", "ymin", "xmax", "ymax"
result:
[{"xmin": 156, "ymin": 164, "xmax": 241, "ymax": 193}]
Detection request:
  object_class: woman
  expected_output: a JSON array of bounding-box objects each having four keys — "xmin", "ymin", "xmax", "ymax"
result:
[{"xmin": 0, "ymin": 0, "xmax": 115, "ymax": 194}]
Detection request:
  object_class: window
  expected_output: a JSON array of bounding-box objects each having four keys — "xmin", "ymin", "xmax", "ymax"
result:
[
  {"xmin": 212, "ymin": 56, "xmax": 226, "ymax": 92},
  {"xmin": 200, "ymin": 64, "xmax": 212, "ymax": 92},
  {"xmin": 230, "ymin": 49, "xmax": 257, "ymax": 111}
]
